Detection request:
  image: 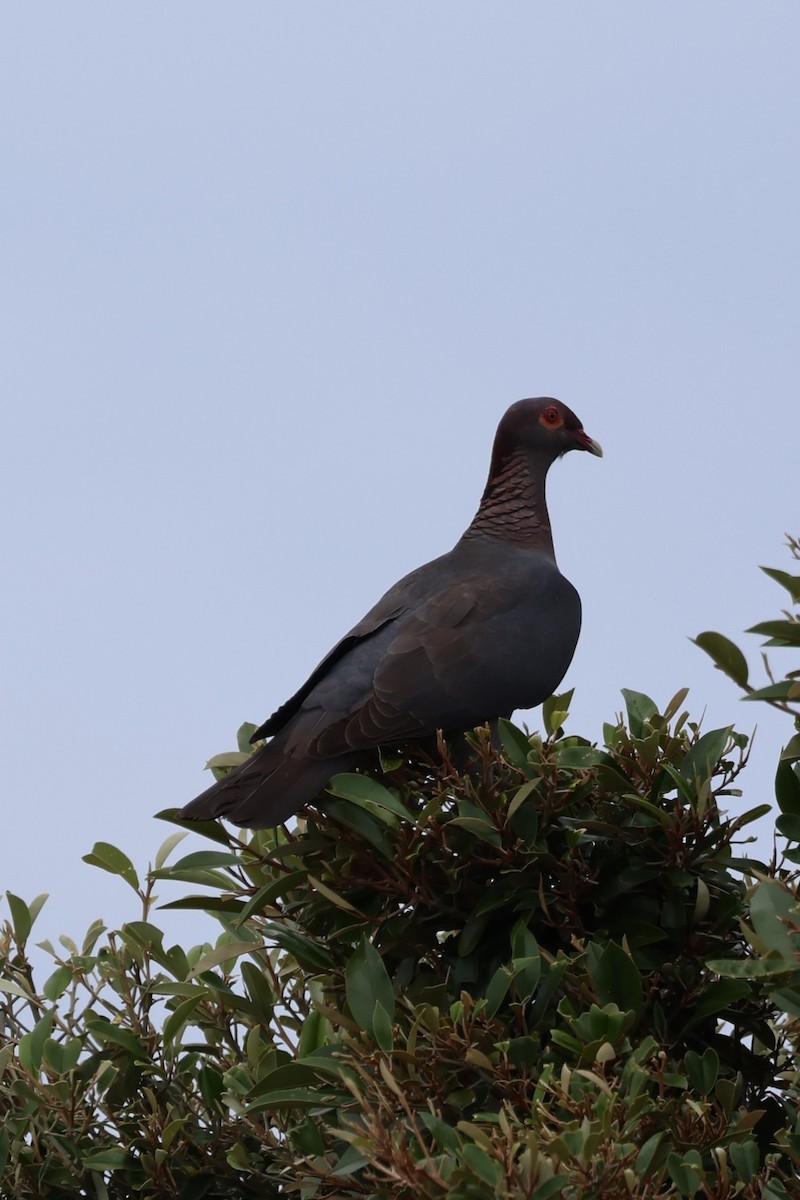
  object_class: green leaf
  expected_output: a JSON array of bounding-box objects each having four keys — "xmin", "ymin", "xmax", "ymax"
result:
[
  {"xmin": 749, "ymin": 880, "xmax": 800, "ymax": 958},
  {"xmin": 663, "ymin": 686, "xmax": 690, "ymax": 721},
  {"xmin": 326, "ymin": 773, "xmax": 413, "ymax": 822},
  {"xmin": 747, "ymin": 619, "xmax": 800, "ymax": 646},
  {"xmin": 728, "ymin": 1138, "xmax": 759, "ymax": 1182},
  {"xmin": 510, "ymin": 922, "xmax": 541, "ymax": 1002},
  {"xmin": 666, "ymin": 1152, "xmax": 703, "ymax": 1196},
  {"xmin": 556, "ymin": 745, "xmax": 608, "ymax": 769},
  {"xmin": 159, "ymin": 895, "xmax": 246, "ymax": 915},
  {"xmin": 198, "ymin": 1064, "xmax": 224, "ymax": 1112},
  {"xmin": 449, "ymin": 815, "xmax": 502, "ymax": 847},
  {"xmin": 261, "ymin": 921, "xmax": 334, "ymax": 971},
  {"xmin": 776, "ymin": 814, "xmax": 800, "ymax": 841},
  {"xmin": 680, "ymin": 726, "xmax": 731, "ymax": 787},
  {"xmin": 776, "ymin": 760, "xmax": 800, "ymax": 817},
  {"xmin": 189, "ymin": 939, "xmax": 259, "ymax": 978},
  {"xmin": 82, "ymin": 1149, "xmax": 136, "ymax": 1172},
  {"xmin": 245, "ymin": 1063, "xmax": 341, "ymax": 1111},
  {"xmin": 162, "ymin": 1117, "xmax": 189, "ymax": 1153},
  {"xmin": 163, "ymin": 994, "xmax": 206, "ymax": 1045},
  {"xmin": 236, "ymin": 873, "xmax": 307, "ymax": 923},
  {"xmin": 621, "ymin": 688, "xmax": 658, "ymax": 738},
  {"xmin": 728, "ymin": 803, "xmax": 773, "ymax": 833},
  {"xmin": 290, "ymin": 1117, "xmax": 327, "ymax": 1157},
  {"xmin": 419, "ymin": 1111, "xmax": 462, "ymax": 1153},
  {"xmin": 372, "ymin": 1001, "xmax": 394, "ymax": 1054},
  {"xmin": 42, "ymin": 1037, "xmax": 80, "ymax": 1075},
  {"xmin": 531, "ymin": 1177, "xmax": 570, "ymax": 1199},
  {"xmin": 706, "ymin": 957, "xmax": 798, "ymax": 979},
  {"xmin": 297, "ymin": 1010, "xmax": 325, "ymax": 1057},
  {"xmin": 5, "ymin": 892, "xmax": 32, "ymax": 945},
  {"xmin": 307, "ymin": 874, "xmax": 361, "ymax": 914},
  {"xmin": 87, "ymin": 1018, "xmax": 147, "ymax": 1057},
  {"xmin": 460, "ymin": 1143, "xmax": 502, "ymax": 1185},
  {"xmin": 635, "ymin": 1131, "xmax": 664, "ymax": 1175},
  {"xmin": 168, "ymin": 850, "xmax": 242, "ymax": 871},
  {"xmin": 206, "ymin": 750, "xmax": 251, "ymax": 776},
  {"xmin": 498, "ymin": 718, "xmax": 534, "ymax": 767},
  {"xmin": 153, "ymin": 830, "xmax": 187, "ymax": 870},
  {"xmin": 0, "ymin": 976, "xmax": 34, "ymax": 1000},
  {"xmin": 241, "ymin": 960, "xmax": 275, "ymax": 1023},
  {"xmin": 18, "ymin": 1011, "xmax": 55, "ymax": 1073},
  {"xmin": 743, "ymin": 681, "xmax": 796, "ymax": 702},
  {"xmin": 771, "ymin": 985, "xmax": 800, "ymax": 1019},
  {"xmin": 543, "ymin": 688, "xmax": 573, "ymax": 736},
  {"xmin": 761, "ymin": 566, "xmax": 800, "ymax": 604},
  {"xmin": 318, "ymin": 798, "xmax": 394, "ymax": 857},
  {"xmin": 81, "ymin": 842, "xmax": 139, "ymax": 890},
  {"xmin": 237, "ymin": 721, "xmax": 259, "ymax": 752},
  {"xmin": 155, "ymin": 808, "xmax": 233, "ymax": 844},
  {"xmin": 245, "ymin": 1062, "xmax": 322, "ymax": 1099},
  {"xmin": 590, "ymin": 941, "xmax": 643, "ymax": 1018},
  {"xmin": 245, "ymin": 1087, "xmax": 338, "ymax": 1111},
  {"xmin": 681, "ymin": 979, "xmax": 751, "ymax": 1030},
  {"xmin": 43, "ymin": 965, "xmax": 73, "ymax": 1002},
  {"xmin": 684, "ymin": 1046, "xmax": 718, "ymax": 1094},
  {"xmin": 345, "ymin": 937, "xmax": 395, "ymax": 1035},
  {"xmin": 693, "ymin": 632, "xmax": 749, "ymax": 688},
  {"xmin": 484, "ymin": 965, "xmax": 512, "ymax": 1018}
]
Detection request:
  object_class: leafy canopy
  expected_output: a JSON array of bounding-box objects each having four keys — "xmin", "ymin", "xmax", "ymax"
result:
[{"xmin": 2, "ymin": 538, "xmax": 800, "ymax": 1198}]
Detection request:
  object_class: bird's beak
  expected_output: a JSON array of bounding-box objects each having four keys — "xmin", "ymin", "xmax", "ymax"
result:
[{"xmin": 575, "ymin": 429, "xmax": 603, "ymax": 457}]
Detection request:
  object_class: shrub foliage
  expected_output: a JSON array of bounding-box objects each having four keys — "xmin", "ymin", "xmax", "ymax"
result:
[{"xmin": 2, "ymin": 541, "xmax": 800, "ymax": 1198}]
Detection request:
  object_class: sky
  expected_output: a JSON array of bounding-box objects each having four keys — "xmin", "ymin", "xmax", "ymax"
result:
[{"xmin": 2, "ymin": 4, "xmax": 798, "ymax": 954}]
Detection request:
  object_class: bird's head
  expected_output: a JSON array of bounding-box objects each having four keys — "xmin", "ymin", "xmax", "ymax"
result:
[
  {"xmin": 490, "ymin": 397, "xmax": 603, "ymax": 476},
  {"xmin": 499, "ymin": 397, "xmax": 602, "ymax": 461}
]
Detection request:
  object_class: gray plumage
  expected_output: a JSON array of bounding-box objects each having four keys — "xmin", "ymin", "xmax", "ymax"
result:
[{"xmin": 180, "ymin": 397, "xmax": 601, "ymax": 828}]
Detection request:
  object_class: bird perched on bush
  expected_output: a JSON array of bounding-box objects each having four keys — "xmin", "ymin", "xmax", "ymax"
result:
[{"xmin": 180, "ymin": 397, "xmax": 602, "ymax": 828}]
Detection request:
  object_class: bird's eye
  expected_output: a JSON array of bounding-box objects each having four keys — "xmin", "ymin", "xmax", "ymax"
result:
[{"xmin": 542, "ymin": 406, "xmax": 562, "ymax": 427}]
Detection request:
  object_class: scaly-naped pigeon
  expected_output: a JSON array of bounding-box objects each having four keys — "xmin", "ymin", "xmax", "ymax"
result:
[{"xmin": 180, "ymin": 398, "xmax": 601, "ymax": 827}]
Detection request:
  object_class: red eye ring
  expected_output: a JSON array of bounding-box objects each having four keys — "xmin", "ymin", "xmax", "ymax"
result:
[{"xmin": 543, "ymin": 406, "xmax": 560, "ymax": 425}]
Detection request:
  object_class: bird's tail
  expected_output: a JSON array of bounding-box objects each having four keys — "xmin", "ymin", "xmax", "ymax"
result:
[{"xmin": 179, "ymin": 739, "xmax": 354, "ymax": 829}]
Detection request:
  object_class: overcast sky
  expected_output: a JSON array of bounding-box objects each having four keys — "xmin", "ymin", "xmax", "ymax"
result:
[{"xmin": 2, "ymin": 4, "xmax": 798, "ymax": 952}]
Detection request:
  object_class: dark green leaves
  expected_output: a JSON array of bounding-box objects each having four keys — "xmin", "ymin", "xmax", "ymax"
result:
[
  {"xmin": 749, "ymin": 880, "xmax": 800, "ymax": 960},
  {"xmin": 542, "ymin": 687, "xmax": 574, "ymax": 737},
  {"xmin": 82, "ymin": 841, "xmax": 139, "ymax": 890},
  {"xmin": 692, "ymin": 631, "xmax": 749, "ymax": 688},
  {"xmin": 4, "ymin": 892, "xmax": 46, "ymax": 947},
  {"xmin": 621, "ymin": 688, "xmax": 658, "ymax": 738},
  {"xmin": 4, "ymin": 527, "xmax": 800, "ymax": 1200},
  {"xmin": 775, "ymin": 758, "xmax": 800, "ymax": 842},
  {"xmin": 345, "ymin": 937, "xmax": 395, "ymax": 1041},
  {"xmin": 588, "ymin": 941, "xmax": 643, "ymax": 1020},
  {"xmin": 497, "ymin": 717, "xmax": 535, "ymax": 768},
  {"xmin": 684, "ymin": 1047, "xmax": 719, "ymax": 1094},
  {"xmin": 679, "ymin": 726, "xmax": 731, "ymax": 786},
  {"xmin": 747, "ymin": 619, "xmax": 800, "ymax": 647},
  {"xmin": 327, "ymin": 772, "xmax": 414, "ymax": 823},
  {"xmin": 761, "ymin": 565, "xmax": 800, "ymax": 604}
]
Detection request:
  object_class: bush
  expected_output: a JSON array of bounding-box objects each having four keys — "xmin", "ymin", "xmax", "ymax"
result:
[{"xmin": 2, "ymin": 542, "xmax": 799, "ymax": 1198}]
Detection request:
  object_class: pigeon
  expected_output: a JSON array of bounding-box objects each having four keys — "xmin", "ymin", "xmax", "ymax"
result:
[{"xmin": 180, "ymin": 397, "xmax": 601, "ymax": 828}]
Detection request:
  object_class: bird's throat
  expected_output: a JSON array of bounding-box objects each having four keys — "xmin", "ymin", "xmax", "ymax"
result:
[{"xmin": 466, "ymin": 447, "xmax": 554, "ymax": 552}]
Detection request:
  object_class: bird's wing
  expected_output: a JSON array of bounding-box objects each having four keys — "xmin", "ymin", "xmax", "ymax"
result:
[
  {"xmin": 251, "ymin": 608, "xmax": 403, "ymax": 740},
  {"xmin": 250, "ymin": 555, "xmax": 451, "ymax": 740},
  {"xmin": 300, "ymin": 570, "xmax": 565, "ymax": 757}
]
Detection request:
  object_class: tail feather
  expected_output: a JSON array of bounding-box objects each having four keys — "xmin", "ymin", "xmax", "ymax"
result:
[{"xmin": 179, "ymin": 741, "xmax": 355, "ymax": 828}]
